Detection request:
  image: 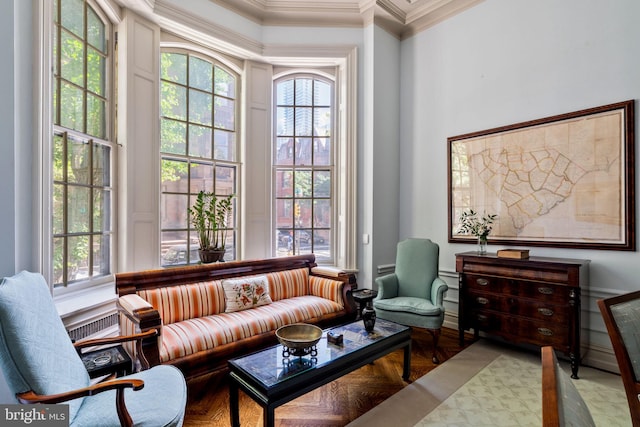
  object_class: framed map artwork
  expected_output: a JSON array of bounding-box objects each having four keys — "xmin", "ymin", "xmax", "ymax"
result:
[{"xmin": 448, "ymin": 100, "xmax": 635, "ymax": 250}]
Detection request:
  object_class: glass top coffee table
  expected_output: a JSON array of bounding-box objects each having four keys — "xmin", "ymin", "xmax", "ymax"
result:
[{"xmin": 228, "ymin": 318, "xmax": 411, "ymax": 427}]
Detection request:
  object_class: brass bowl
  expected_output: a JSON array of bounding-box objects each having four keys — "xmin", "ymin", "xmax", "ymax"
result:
[{"xmin": 276, "ymin": 323, "xmax": 322, "ymax": 350}]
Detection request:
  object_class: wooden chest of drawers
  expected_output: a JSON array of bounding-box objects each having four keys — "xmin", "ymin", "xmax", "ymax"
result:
[{"xmin": 455, "ymin": 252, "xmax": 589, "ymax": 378}]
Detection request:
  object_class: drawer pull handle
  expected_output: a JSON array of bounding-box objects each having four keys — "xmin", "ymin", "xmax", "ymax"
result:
[
  {"xmin": 476, "ymin": 297, "xmax": 489, "ymax": 305},
  {"xmin": 537, "ymin": 328, "xmax": 553, "ymax": 336},
  {"xmin": 538, "ymin": 308, "xmax": 554, "ymax": 316},
  {"xmin": 476, "ymin": 278, "xmax": 489, "ymax": 286},
  {"xmin": 477, "ymin": 314, "xmax": 488, "ymax": 321},
  {"xmin": 538, "ymin": 287, "xmax": 553, "ymax": 295}
]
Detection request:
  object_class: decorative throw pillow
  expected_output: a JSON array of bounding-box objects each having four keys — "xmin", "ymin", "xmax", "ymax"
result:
[{"xmin": 223, "ymin": 276, "xmax": 272, "ymax": 313}]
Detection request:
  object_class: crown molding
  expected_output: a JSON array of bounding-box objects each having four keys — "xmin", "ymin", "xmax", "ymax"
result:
[
  {"xmin": 207, "ymin": 0, "xmax": 483, "ymax": 39},
  {"xmin": 117, "ymin": 0, "xmax": 483, "ymax": 43},
  {"xmin": 153, "ymin": 0, "xmax": 264, "ymax": 59}
]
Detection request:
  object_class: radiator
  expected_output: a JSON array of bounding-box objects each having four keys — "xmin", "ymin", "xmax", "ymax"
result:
[{"xmin": 67, "ymin": 312, "xmax": 119, "ymax": 342}]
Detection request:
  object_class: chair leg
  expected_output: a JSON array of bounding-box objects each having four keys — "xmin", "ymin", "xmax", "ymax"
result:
[
  {"xmin": 116, "ymin": 388, "xmax": 134, "ymax": 427},
  {"xmin": 428, "ymin": 328, "xmax": 441, "ymax": 364}
]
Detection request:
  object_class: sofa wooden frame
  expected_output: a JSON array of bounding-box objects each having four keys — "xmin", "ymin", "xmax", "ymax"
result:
[{"xmin": 115, "ymin": 254, "xmax": 357, "ymax": 378}]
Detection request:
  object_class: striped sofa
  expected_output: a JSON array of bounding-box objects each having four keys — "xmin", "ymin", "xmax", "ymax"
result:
[{"xmin": 116, "ymin": 255, "xmax": 357, "ymax": 378}]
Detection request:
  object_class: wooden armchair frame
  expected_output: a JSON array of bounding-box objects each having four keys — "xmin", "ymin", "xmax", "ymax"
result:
[
  {"xmin": 541, "ymin": 346, "xmax": 561, "ymax": 426},
  {"xmin": 541, "ymin": 346, "xmax": 595, "ymax": 427},
  {"xmin": 598, "ymin": 290, "xmax": 640, "ymax": 426},
  {"xmin": 16, "ymin": 329, "xmax": 158, "ymax": 427}
]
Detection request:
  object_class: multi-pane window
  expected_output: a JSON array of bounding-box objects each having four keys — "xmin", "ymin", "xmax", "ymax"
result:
[
  {"xmin": 450, "ymin": 141, "xmax": 471, "ymax": 226},
  {"xmin": 52, "ymin": 0, "xmax": 112, "ymax": 287},
  {"xmin": 160, "ymin": 51, "xmax": 238, "ymax": 266},
  {"xmin": 274, "ymin": 76, "xmax": 333, "ymax": 262}
]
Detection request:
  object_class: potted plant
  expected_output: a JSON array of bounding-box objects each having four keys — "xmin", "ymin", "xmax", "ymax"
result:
[
  {"xmin": 457, "ymin": 209, "xmax": 498, "ymax": 254},
  {"xmin": 188, "ymin": 191, "xmax": 234, "ymax": 263}
]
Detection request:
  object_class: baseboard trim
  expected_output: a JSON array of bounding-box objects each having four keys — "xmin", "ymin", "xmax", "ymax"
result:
[{"xmin": 582, "ymin": 344, "xmax": 620, "ymax": 374}]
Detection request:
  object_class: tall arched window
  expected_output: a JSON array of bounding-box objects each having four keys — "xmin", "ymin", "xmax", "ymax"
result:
[
  {"xmin": 52, "ymin": 0, "xmax": 113, "ymax": 287},
  {"xmin": 160, "ymin": 50, "xmax": 239, "ymax": 265},
  {"xmin": 273, "ymin": 75, "xmax": 334, "ymax": 263}
]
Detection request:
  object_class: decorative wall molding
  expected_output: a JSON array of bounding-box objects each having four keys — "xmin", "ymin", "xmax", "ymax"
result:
[
  {"xmin": 121, "ymin": 0, "xmax": 484, "ymax": 40},
  {"xmin": 154, "ymin": 1, "xmax": 263, "ymax": 59}
]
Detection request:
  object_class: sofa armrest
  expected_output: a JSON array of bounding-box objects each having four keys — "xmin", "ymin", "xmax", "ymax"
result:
[
  {"xmin": 119, "ymin": 294, "xmax": 153, "ymax": 315},
  {"xmin": 311, "ymin": 266, "xmax": 356, "ymax": 285},
  {"xmin": 309, "ymin": 274, "xmax": 357, "ymax": 316},
  {"xmin": 117, "ymin": 295, "xmax": 162, "ymax": 368}
]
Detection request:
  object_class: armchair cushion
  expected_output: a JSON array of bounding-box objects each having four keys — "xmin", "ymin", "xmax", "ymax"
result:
[
  {"xmin": 0, "ymin": 271, "xmax": 89, "ymax": 421},
  {"xmin": 69, "ymin": 365, "xmax": 186, "ymax": 427},
  {"xmin": 374, "ymin": 296, "xmax": 441, "ymax": 316}
]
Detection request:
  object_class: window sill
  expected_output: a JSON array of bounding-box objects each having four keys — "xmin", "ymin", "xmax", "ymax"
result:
[{"xmin": 54, "ymin": 281, "xmax": 118, "ymax": 334}]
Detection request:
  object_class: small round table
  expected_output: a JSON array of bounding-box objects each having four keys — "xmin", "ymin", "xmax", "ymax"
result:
[{"xmin": 352, "ymin": 289, "xmax": 378, "ymax": 319}]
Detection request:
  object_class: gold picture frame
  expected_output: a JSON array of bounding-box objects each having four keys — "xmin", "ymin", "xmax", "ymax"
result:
[{"xmin": 448, "ymin": 100, "xmax": 635, "ymax": 250}]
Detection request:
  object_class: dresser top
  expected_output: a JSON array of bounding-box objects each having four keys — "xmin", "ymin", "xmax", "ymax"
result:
[{"xmin": 455, "ymin": 251, "xmax": 590, "ymax": 267}]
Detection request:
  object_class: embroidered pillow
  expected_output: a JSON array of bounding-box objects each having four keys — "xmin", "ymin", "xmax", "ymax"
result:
[{"xmin": 223, "ymin": 276, "xmax": 272, "ymax": 313}]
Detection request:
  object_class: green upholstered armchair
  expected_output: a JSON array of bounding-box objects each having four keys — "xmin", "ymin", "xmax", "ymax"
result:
[
  {"xmin": 0, "ymin": 271, "xmax": 187, "ymax": 427},
  {"xmin": 373, "ymin": 238, "xmax": 448, "ymax": 363}
]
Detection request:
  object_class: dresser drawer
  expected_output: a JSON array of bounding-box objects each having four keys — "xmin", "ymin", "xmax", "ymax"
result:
[
  {"xmin": 471, "ymin": 311, "xmax": 568, "ymax": 348},
  {"xmin": 464, "ymin": 274, "xmax": 571, "ymax": 304},
  {"xmin": 457, "ymin": 252, "xmax": 587, "ymax": 379},
  {"xmin": 467, "ymin": 290, "xmax": 569, "ymax": 323}
]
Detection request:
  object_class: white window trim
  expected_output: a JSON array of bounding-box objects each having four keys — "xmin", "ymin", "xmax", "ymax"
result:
[
  {"xmin": 35, "ymin": 0, "xmax": 122, "ymax": 323},
  {"xmin": 160, "ymin": 34, "xmax": 359, "ymax": 270},
  {"xmin": 154, "ymin": 5, "xmax": 359, "ymax": 270},
  {"xmin": 271, "ymin": 70, "xmax": 337, "ymax": 264},
  {"xmin": 265, "ymin": 49, "xmax": 358, "ymax": 271}
]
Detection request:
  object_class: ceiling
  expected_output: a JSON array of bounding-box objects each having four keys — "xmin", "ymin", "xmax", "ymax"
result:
[{"xmin": 208, "ymin": 0, "xmax": 483, "ymax": 39}]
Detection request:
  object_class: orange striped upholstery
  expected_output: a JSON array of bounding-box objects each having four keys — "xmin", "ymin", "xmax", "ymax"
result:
[
  {"xmin": 138, "ymin": 280, "xmax": 225, "ymax": 325},
  {"xmin": 126, "ymin": 268, "xmax": 347, "ymax": 363},
  {"xmin": 119, "ymin": 312, "xmax": 138, "ymax": 359},
  {"xmin": 309, "ymin": 276, "xmax": 344, "ymax": 307},
  {"xmin": 267, "ymin": 268, "xmax": 310, "ymax": 301},
  {"xmin": 159, "ymin": 296, "xmax": 342, "ymax": 362}
]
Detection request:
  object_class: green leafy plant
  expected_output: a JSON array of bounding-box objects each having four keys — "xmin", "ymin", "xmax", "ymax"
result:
[
  {"xmin": 458, "ymin": 209, "xmax": 498, "ymax": 240},
  {"xmin": 188, "ymin": 191, "xmax": 234, "ymax": 250}
]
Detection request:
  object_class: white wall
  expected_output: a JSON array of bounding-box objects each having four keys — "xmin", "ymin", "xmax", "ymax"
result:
[
  {"xmin": 371, "ymin": 25, "xmax": 401, "ymax": 287},
  {"xmin": 0, "ymin": 0, "xmax": 34, "ymax": 404},
  {"xmin": 400, "ymin": 0, "xmax": 640, "ymax": 370}
]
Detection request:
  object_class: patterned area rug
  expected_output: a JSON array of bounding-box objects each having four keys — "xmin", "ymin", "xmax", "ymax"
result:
[{"xmin": 349, "ymin": 340, "xmax": 630, "ymax": 427}]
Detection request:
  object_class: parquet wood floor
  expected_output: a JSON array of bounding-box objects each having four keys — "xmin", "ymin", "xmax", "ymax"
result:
[{"xmin": 183, "ymin": 327, "xmax": 473, "ymax": 427}]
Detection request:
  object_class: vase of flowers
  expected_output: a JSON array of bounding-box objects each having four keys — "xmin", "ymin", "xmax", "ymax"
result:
[{"xmin": 458, "ymin": 209, "xmax": 498, "ymax": 255}]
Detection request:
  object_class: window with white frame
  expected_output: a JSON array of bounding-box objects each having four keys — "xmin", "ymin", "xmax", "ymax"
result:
[
  {"xmin": 159, "ymin": 50, "xmax": 239, "ymax": 266},
  {"xmin": 52, "ymin": 0, "xmax": 113, "ymax": 287},
  {"xmin": 273, "ymin": 75, "xmax": 334, "ymax": 263}
]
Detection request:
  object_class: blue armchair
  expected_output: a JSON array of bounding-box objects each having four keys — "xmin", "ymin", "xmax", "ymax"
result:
[
  {"xmin": 373, "ymin": 239, "xmax": 448, "ymax": 363},
  {"xmin": 0, "ymin": 271, "xmax": 187, "ymax": 427}
]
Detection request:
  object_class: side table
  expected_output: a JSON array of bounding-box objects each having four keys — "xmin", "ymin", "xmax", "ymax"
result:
[
  {"xmin": 80, "ymin": 345, "xmax": 132, "ymax": 379},
  {"xmin": 352, "ymin": 289, "xmax": 378, "ymax": 319}
]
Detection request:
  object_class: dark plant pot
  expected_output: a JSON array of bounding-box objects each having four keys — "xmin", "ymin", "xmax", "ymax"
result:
[
  {"xmin": 362, "ymin": 306, "xmax": 376, "ymax": 332},
  {"xmin": 199, "ymin": 249, "xmax": 225, "ymax": 264}
]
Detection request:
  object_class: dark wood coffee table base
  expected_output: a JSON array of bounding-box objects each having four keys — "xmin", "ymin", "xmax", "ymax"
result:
[{"xmin": 229, "ymin": 320, "xmax": 411, "ymax": 427}]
